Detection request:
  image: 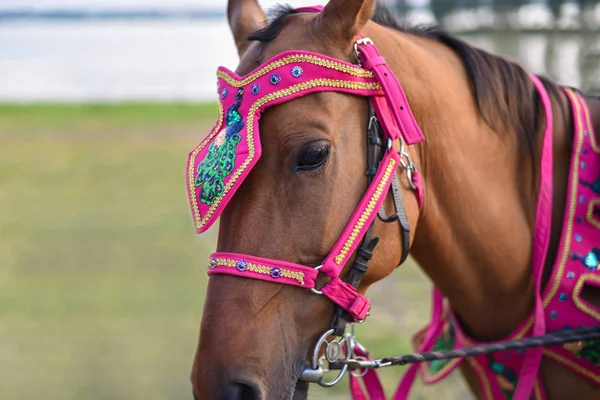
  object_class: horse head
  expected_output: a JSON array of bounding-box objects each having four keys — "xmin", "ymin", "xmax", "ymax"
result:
[{"xmin": 189, "ymin": 1, "xmax": 427, "ymax": 398}]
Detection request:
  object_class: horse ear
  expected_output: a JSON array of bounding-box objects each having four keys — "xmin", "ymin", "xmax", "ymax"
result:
[
  {"xmin": 227, "ymin": 0, "xmax": 266, "ymax": 58},
  {"xmin": 317, "ymin": 0, "xmax": 375, "ymax": 44}
]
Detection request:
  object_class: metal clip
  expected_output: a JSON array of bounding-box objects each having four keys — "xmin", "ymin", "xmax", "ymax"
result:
[
  {"xmin": 353, "ymin": 37, "xmax": 374, "ymax": 65},
  {"xmin": 398, "ymin": 141, "xmax": 417, "ymax": 190}
]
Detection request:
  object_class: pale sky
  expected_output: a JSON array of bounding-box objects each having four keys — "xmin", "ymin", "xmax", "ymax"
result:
[
  {"xmin": 0, "ymin": 0, "xmax": 328, "ymax": 10},
  {"xmin": 0, "ymin": 0, "xmax": 432, "ymax": 11}
]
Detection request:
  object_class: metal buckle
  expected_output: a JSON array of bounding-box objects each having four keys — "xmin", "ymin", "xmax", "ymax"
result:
[{"xmin": 353, "ymin": 37, "xmax": 374, "ymax": 65}]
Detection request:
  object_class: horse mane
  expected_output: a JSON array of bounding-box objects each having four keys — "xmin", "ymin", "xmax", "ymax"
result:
[
  {"xmin": 370, "ymin": 5, "xmax": 570, "ymax": 167},
  {"xmin": 249, "ymin": 3, "xmax": 571, "ymax": 166}
]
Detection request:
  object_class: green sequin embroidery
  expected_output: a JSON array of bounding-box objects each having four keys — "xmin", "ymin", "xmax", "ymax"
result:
[
  {"xmin": 428, "ymin": 321, "xmax": 456, "ymax": 375},
  {"xmin": 195, "ymin": 88, "xmax": 245, "ymax": 204},
  {"xmin": 574, "ymin": 338, "xmax": 600, "ymax": 366}
]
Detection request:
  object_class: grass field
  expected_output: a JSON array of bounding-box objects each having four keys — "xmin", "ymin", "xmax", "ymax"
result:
[{"xmin": 0, "ymin": 103, "xmax": 470, "ymax": 399}]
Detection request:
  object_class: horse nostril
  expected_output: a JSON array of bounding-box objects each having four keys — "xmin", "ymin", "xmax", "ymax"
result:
[{"xmin": 219, "ymin": 381, "xmax": 262, "ymax": 400}]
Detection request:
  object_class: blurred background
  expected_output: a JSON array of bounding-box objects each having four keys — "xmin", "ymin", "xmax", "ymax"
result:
[{"xmin": 0, "ymin": 0, "xmax": 598, "ymax": 399}]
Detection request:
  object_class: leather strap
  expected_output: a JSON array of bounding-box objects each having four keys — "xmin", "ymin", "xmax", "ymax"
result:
[{"xmin": 378, "ymin": 174, "xmax": 411, "ymax": 265}]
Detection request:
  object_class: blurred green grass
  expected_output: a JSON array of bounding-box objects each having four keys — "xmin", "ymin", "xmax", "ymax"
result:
[{"xmin": 0, "ymin": 104, "xmax": 469, "ymax": 399}]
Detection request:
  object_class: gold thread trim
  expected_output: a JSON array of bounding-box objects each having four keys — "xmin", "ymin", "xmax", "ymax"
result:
[
  {"xmin": 468, "ymin": 357, "xmax": 494, "ymax": 400},
  {"xmin": 217, "ymin": 54, "xmax": 374, "ymax": 87},
  {"xmin": 188, "ymin": 79, "xmax": 381, "ymax": 231},
  {"xmin": 334, "ymin": 158, "xmax": 397, "ymax": 265},
  {"xmin": 587, "ymin": 199, "xmax": 600, "ymax": 229},
  {"xmin": 573, "ymin": 274, "xmax": 600, "ymax": 320},
  {"xmin": 542, "ymin": 89, "xmax": 585, "ymax": 308},
  {"xmin": 543, "ymin": 348, "xmax": 600, "ymax": 385},
  {"xmin": 211, "ymin": 257, "xmax": 305, "ymax": 285},
  {"xmin": 188, "ymin": 102, "xmax": 224, "ymax": 227}
]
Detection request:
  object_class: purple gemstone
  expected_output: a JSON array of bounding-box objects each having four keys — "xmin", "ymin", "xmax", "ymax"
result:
[
  {"xmin": 209, "ymin": 258, "xmax": 218, "ymax": 269},
  {"xmin": 291, "ymin": 66, "xmax": 303, "ymax": 78},
  {"xmin": 583, "ymin": 147, "xmax": 588, "ymax": 154},
  {"xmin": 579, "ymin": 195, "xmax": 586, "ymax": 204},
  {"xmin": 581, "ymin": 161, "xmax": 587, "ymax": 170},
  {"xmin": 236, "ymin": 260, "xmax": 248, "ymax": 272},
  {"xmin": 270, "ymin": 268, "xmax": 281, "ymax": 279},
  {"xmin": 566, "ymin": 271, "xmax": 575, "ymax": 280},
  {"xmin": 575, "ymin": 234, "xmax": 582, "ymax": 242},
  {"xmin": 577, "ymin": 216, "xmax": 584, "ymax": 223},
  {"xmin": 584, "ymin": 130, "xmax": 589, "ymax": 137},
  {"xmin": 550, "ymin": 311, "xmax": 558, "ymax": 320}
]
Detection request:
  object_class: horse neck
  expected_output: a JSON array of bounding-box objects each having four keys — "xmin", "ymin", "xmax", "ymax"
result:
[{"xmin": 380, "ymin": 30, "xmax": 553, "ymax": 341}]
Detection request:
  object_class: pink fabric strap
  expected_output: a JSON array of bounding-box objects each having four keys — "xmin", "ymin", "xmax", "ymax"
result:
[
  {"xmin": 295, "ymin": 6, "xmax": 324, "ymax": 12},
  {"xmin": 349, "ymin": 344, "xmax": 387, "ymax": 400},
  {"xmin": 511, "ymin": 75, "xmax": 554, "ymax": 399},
  {"xmin": 322, "ymin": 278, "xmax": 371, "ymax": 321},
  {"xmin": 392, "ymin": 287, "xmax": 445, "ymax": 400},
  {"xmin": 357, "ymin": 40, "xmax": 425, "ymax": 146},
  {"xmin": 207, "ymin": 255, "xmax": 372, "ymax": 321},
  {"xmin": 207, "ymin": 252, "xmax": 319, "ymax": 289}
]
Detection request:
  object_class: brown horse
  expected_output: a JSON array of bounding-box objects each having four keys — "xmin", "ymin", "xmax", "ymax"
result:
[{"xmin": 190, "ymin": 0, "xmax": 600, "ymax": 399}]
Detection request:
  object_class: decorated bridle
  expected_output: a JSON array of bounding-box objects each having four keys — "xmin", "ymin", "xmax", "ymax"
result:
[{"xmin": 186, "ymin": 5, "xmax": 424, "ymax": 389}]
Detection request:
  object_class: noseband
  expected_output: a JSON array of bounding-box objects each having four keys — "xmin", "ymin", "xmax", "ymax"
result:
[{"xmin": 186, "ymin": 5, "xmax": 425, "ymax": 390}]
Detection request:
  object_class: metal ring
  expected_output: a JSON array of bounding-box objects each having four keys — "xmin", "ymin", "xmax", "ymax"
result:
[
  {"xmin": 310, "ymin": 329, "xmax": 335, "ymax": 369},
  {"xmin": 310, "ymin": 329, "xmax": 350, "ymax": 388},
  {"xmin": 350, "ymin": 356, "xmax": 370, "ymax": 378},
  {"xmin": 310, "ymin": 265, "xmax": 324, "ymax": 295}
]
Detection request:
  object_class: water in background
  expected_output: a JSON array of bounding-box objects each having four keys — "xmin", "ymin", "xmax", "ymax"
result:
[
  {"xmin": 0, "ymin": 19, "xmax": 598, "ymax": 102},
  {"xmin": 0, "ymin": 20, "xmax": 239, "ymax": 102}
]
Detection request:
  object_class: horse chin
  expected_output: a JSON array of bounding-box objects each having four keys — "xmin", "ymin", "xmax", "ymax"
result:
[{"xmin": 291, "ymin": 380, "xmax": 309, "ymax": 400}]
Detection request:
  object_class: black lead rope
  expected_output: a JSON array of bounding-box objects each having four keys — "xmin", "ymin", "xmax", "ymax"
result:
[{"xmin": 338, "ymin": 326, "xmax": 600, "ymax": 370}]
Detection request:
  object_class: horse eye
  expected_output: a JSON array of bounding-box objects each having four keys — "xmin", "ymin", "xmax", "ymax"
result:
[{"xmin": 296, "ymin": 142, "xmax": 330, "ymax": 171}]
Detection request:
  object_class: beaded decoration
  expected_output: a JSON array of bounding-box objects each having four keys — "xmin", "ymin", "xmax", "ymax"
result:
[
  {"xmin": 194, "ymin": 88, "xmax": 245, "ymax": 205},
  {"xmin": 270, "ymin": 73, "xmax": 281, "ymax": 85},
  {"xmin": 210, "ymin": 257, "xmax": 305, "ymax": 285},
  {"xmin": 291, "ymin": 66, "xmax": 303, "ymax": 78}
]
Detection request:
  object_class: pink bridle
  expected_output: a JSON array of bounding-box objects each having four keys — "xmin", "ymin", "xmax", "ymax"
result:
[{"xmin": 187, "ymin": 4, "xmax": 424, "ymax": 394}]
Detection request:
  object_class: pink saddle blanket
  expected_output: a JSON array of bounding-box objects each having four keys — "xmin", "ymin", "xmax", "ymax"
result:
[{"xmin": 412, "ymin": 88, "xmax": 600, "ymax": 399}]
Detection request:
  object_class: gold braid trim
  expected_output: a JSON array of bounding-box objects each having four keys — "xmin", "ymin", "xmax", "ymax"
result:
[
  {"xmin": 217, "ymin": 54, "xmax": 373, "ymax": 87},
  {"xmin": 210, "ymin": 257, "xmax": 305, "ymax": 286},
  {"xmin": 334, "ymin": 158, "xmax": 397, "ymax": 265}
]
